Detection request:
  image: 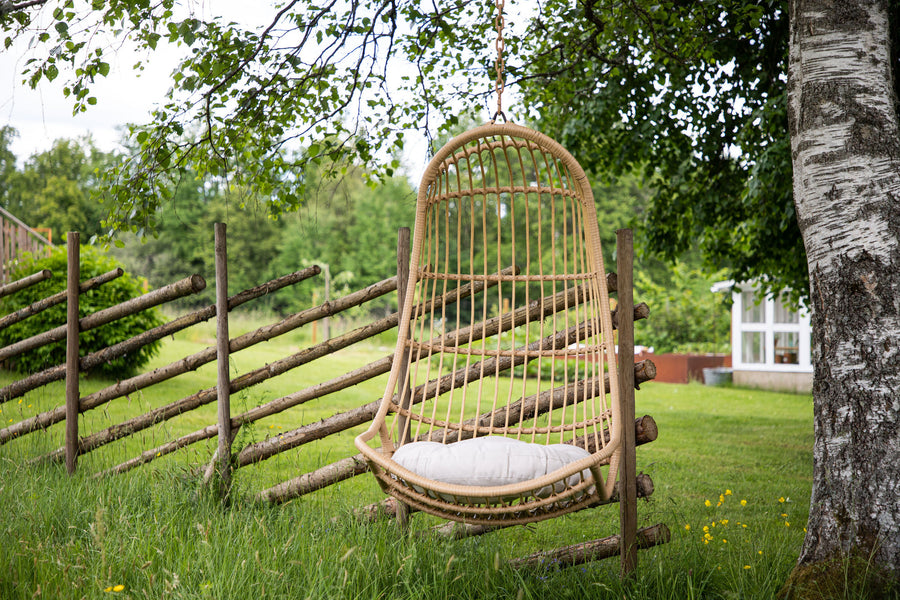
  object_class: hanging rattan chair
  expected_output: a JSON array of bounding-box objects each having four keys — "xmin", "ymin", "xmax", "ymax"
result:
[{"xmin": 355, "ymin": 122, "xmax": 623, "ymax": 525}]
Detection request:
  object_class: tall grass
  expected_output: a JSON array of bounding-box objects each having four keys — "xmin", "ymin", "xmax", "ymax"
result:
[{"xmin": 0, "ymin": 311, "xmax": 833, "ymax": 598}]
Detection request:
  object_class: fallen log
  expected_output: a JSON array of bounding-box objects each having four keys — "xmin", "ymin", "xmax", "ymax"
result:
[
  {"xmin": 508, "ymin": 522, "xmax": 671, "ymax": 569},
  {"xmin": 432, "ymin": 474, "xmax": 656, "ymax": 540}
]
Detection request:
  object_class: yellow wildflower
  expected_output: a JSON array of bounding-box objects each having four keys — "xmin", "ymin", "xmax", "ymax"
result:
[
  {"xmin": 725, "ymin": 489, "xmax": 732, "ymax": 496},
  {"xmin": 684, "ymin": 524, "xmax": 691, "ymax": 531},
  {"xmin": 778, "ymin": 497, "xmax": 786, "ymax": 503},
  {"xmin": 740, "ymin": 499, "xmax": 747, "ymax": 506},
  {"xmin": 785, "ymin": 521, "xmax": 791, "ymax": 527},
  {"xmin": 743, "ymin": 565, "xmax": 751, "ymax": 570},
  {"xmin": 705, "ymin": 499, "xmax": 712, "ymax": 507}
]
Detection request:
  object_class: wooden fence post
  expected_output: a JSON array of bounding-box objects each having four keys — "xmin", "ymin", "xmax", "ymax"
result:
[
  {"xmin": 65, "ymin": 232, "xmax": 80, "ymax": 475},
  {"xmin": 215, "ymin": 223, "xmax": 232, "ymax": 495},
  {"xmin": 616, "ymin": 228, "xmax": 638, "ymax": 577},
  {"xmin": 395, "ymin": 227, "xmax": 413, "ymax": 445},
  {"xmin": 322, "ymin": 264, "xmax": 331, "ymax": 340}
]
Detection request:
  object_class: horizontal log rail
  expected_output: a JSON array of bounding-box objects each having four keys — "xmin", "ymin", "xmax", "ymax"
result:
[
  {"xmin": 94, "ymin": 270, "xmax": 519, "ymax": 476},
  {"xmin": 242, "ymin": 300, "xmax": 654, "ymax": 479},
  {"xmin": 35, "ymin": 274, "xmax": 399, "ymax": 464},
  {"xmin": 0, "ymin": 267, "xmax": 323, "ymax": 443},
  {"xmin": 0, "ymin": 267, "xmax": 319, "ymax": 409},
  {"xmin": 0, "ymin": 269, "xmax": 52, "ymax": 299},
  {"xmin": 0, "ymin": 268, "xmax": 123, "ymax": 333},
  {"xmin": 236, "ymin": 299, "xmax": 616, "ymax": 468},
  {"xmin": 0, "ymin": 274, "xmax": 207, "ymax": 366}
]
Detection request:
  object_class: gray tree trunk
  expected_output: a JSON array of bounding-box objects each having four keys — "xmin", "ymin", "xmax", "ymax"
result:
[{"xmin": 788, "ymin": 0, "xmax": 900, "ymax": 579}]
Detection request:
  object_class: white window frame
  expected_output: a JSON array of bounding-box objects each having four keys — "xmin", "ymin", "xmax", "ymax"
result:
[{"xmin": 731, "ymin": 285, "xmax": 812, "ymax": 373}]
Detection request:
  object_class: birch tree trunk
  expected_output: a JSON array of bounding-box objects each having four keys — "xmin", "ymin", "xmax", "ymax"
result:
[{"xmin": 787, "ymin": 0, "xmax": 900, "ymax": 589}]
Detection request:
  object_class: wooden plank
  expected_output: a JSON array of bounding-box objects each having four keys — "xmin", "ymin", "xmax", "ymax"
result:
[
  {"xmin": 616, "ymin": 228, "xmax": 638, "ymax": 577},
  {"xmin": 65, "ymin": 233, "xmax": 80, "ymax": 475}
]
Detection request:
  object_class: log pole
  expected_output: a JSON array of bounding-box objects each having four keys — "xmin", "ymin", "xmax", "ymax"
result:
[
  {"xmin": 214, "ymin": 223, "xmax": 232, "ymax": 495},
  {"xmin": 64, "ymin": 233, "xmax": 79, "ymax": 475},
  {"xmin": 396, "ymin": 227, "xmax": 413, "ymax": 445},
  {"xmin": 617, "ymin": 228, "xmax": 638, "ymax": 577}
]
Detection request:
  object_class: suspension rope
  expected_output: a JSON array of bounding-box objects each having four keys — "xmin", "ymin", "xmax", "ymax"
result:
[{"xmin": 493, "ymin": 0, "xmax": 506, "ymax": 122}]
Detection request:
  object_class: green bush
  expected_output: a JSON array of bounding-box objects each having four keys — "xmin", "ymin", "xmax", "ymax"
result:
[
  {"xmin": 0, "ymin": 245, "xmax": 165, "ymax": 377},
  {"xmin": 633, "ymin": 261, "xmax": 732, "ymax": 354}
]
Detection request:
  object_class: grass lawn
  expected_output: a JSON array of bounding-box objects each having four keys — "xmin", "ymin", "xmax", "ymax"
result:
[{"xmin": 0, "ymin": 312, "xmax": 819, "ymax": 598}]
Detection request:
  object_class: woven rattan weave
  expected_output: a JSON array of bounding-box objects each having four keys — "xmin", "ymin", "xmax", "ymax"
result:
[{"xmin": 355, "ymin": 122, "xmax": 622, "ymax": 525}]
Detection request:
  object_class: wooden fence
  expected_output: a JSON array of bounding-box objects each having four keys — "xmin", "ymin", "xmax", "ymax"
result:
[
  {"xmin": 0, "ymin": 224, "xmax": 658, "ymax": 515},
  {"xmin": 0, "ymin": 206, "xmax": 52, "ymax": 283}
]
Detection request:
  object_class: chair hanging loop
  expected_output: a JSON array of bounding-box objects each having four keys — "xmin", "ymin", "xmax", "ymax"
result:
[{"xmin": 492, "ymin": 0, "xmax": 507, "ymax": 123}]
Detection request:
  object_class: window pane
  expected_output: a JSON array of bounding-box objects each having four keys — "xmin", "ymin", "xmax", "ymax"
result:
[
  {"xmin": 741, "ymin": 291, "xmax": 764, "ymax": 323},
  {"xmin": 774, "ymin": 295, "xmax": 799, "ymax": 324},
  {"xmin": 742, "ymin": 332, "xmax": 765, "ymax": 364},
  {"xmin": 775, "ymin": 331, "xmax": 800, "ymax": 364}
]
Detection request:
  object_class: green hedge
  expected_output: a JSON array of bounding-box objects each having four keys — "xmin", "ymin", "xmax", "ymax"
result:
[{"xmin": 0, "ymin": 245, "xmax": 164, "ymax": 378}]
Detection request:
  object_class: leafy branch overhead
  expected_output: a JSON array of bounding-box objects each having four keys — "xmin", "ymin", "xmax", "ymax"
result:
[{"xmin": 5, "ymin": 0, "xmax": 808, "ymax": 298}]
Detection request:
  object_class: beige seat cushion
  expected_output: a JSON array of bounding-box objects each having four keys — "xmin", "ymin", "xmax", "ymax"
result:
[{"xmin": 392, "ymin": 436, "xmax": 592, "ymax": 500}]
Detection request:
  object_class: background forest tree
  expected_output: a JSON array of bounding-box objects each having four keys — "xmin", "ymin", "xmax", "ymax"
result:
[{"xmin": 0, "ymin": 128, "xmax": 728, "ymax": 351}]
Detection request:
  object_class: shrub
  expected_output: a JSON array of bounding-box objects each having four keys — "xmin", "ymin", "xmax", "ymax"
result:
[{"xmin": 0, "ymin": 245, "xmax": 165, "ymax": 378}]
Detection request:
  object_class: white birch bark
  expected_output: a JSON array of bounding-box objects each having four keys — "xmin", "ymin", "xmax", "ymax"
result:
[{"xmin": 788, "ymin": 0, "xmax": 900, "ymax": 570}]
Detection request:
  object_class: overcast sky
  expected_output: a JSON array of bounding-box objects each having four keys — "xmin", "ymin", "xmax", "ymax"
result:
[
  {"xmin": 1, "ymin": 2, "xmax": 514, "ymax": 178},
  {"xmin": 0, "ymin": 2, "xmax": 273, "ymax": 162}
]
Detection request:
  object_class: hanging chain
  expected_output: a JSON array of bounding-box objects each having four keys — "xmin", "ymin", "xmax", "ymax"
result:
[{"xmin": 493, "ymin": 0, "xmax": 506, "ymax": 122}]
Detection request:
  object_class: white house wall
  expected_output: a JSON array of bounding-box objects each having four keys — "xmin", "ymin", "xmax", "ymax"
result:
[{"xmin": 729, "ymin": 286, "xmax": 813, "ymax": 394}]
